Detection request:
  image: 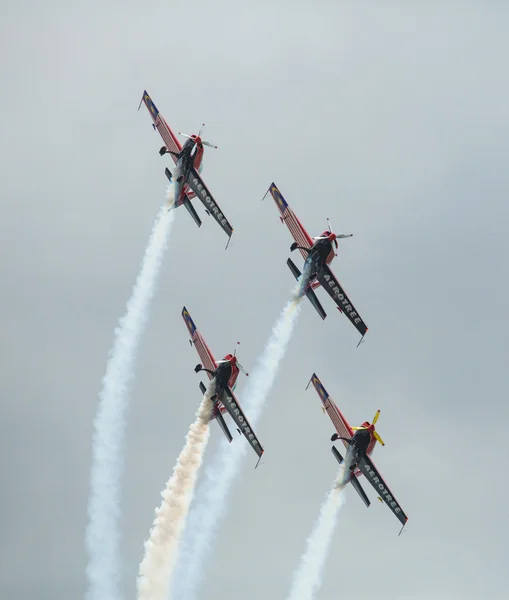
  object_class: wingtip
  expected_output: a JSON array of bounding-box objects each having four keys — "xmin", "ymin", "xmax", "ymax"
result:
[{"xmin": 305, "ymin": 374, "xmax": 315, "ymax": 391}]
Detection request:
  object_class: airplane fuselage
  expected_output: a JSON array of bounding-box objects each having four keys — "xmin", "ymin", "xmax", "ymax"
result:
[
  {"xmin": 350, "ymin": 428, "xmax": 373, "ymax": 457},
  {"xmin": 343, "ymin": 428, "xmax": 377, "ymax": 475},
  {"xmin": 212, "ymin": 356, "xmax": 239, "ymax": 398},
  {"xmin": 302, "ymin": 237, "xmax": 336, "ymax": 287},
  {"xmin": 174, "ymin": 137, "xmax": 205, "ymax": 202}
]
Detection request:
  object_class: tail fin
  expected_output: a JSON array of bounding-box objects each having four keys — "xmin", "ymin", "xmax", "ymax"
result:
[
  {"xmin": 287, "ymin": 258, "xmax": 327, "ymax": 320},
  {"xmin": 199, "ymin": 382, "xmax": 232, "ymax": 443}
]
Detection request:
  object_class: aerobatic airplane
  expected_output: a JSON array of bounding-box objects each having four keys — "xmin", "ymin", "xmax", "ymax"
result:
[
  {"xmin": 264, "ymin": 182, "xmax": 368, "ymax": 345},
  {"xmin": 182, "ymin": 306, "xmax": 264, "ymax": 466},
  {"xmin": 139, "ymin": 91, "xmax": 234, "ymax": 247},
  {"xmin": 307, "ymin": 373, "xmax": 408, "ymax": 534}
]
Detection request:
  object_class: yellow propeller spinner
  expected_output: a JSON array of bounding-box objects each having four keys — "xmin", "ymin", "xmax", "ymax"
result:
[{"xmin": 350, "ymin": 410, "xmax": 385, "ymax": 446}]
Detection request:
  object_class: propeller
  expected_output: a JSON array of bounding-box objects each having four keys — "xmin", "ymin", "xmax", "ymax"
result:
[
  {"xmin": 350, "ymin": 410, "xmax": 385, "ymax": 446},
  {"xmin": 326, "ymin": 217, "xmax": 353, "ymax": 245},
  {"xmin": 178, "ymin": 123, "xmax": 218, "ymax": 148},
  {"xmin": 233, "ymin": 342, "xmax": 249, "ymax": 376},
  {"xmin": 237, "ymin": 361, "xmax": 249, "ymax": 376}
]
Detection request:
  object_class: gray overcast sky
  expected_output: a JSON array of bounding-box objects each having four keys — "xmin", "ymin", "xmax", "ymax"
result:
[{"xmin": 1, "ymin": 1, "xmax": 509, "ymax": 599}]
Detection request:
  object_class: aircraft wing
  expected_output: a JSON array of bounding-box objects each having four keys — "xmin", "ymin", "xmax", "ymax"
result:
[
  {"xmin": 186, "ymin": 167, "xmax": 234, "ymax": 241},
  {"xmin": 140, "ymin": 91, "xmax": 182, "ymax": 164},
  {"xmin": 358, "ymin": 454, "xmax": 409, "ymax": 528},
  {"xmin": 307, "ymin": 373, "xmax": 353, "ymax": 450},
  {"xmin": 219, "ymin": 387, "xmax": 264, "ymax": 462},
  {"xmin": 140, "ymin": 91, "xmax": 197, "ymax": 201},
  {"xmin": 267, "ymin": 183, "xmax": 313, "ymax": 261},
  {"xmin": 316, "ymin": 264, "xmax": 368, "ymax": 340},
  {"xmin": 182, "ymin": 306, "xmax": 217, "ymax": 376}
]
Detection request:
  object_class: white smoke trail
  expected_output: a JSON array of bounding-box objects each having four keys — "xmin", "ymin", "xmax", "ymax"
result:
[
  {"xmin": 171, "ymin": 276, "xmax": 306, "ymax": 600},
  {"xmin": 136, "ymin": 391, "xmax": 213, "ymax": 600},
  {"xmin": 85, "ymin": 186, "xmax": 175, "ymax": 600},
  {"xmin": 286, "ymin": 476, "xmax": 347, "ymax": 600}
]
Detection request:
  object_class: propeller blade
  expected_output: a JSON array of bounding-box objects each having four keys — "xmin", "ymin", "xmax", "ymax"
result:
[
  {"xmin": 372, "ymin": 409, "xmax": 381, "ymax": 425},
  {"xmin": 202, "ymin": 141, "xmax": 218, "ymax": 149},
  {"xmin": 178, "ymin": 132, "xmax": 193, "ymax": 139},
  {"xmin": 351, "ymin": 426, "xmax": 367, "ymax": 431},
  {"xmin": 327, "ymin": 217, "xmax": 332, "ymax": 232},
  {"xmin": 374, "ymin": 431, "xmax": 385, "ymax": 446},
  {"xmin": 336, "ymin": 233, "xmax": 353, "ymax": 239},
  {"xmin": 199, "ymin": 123, "xmax": 205, "ymax": 137},
  {"xmin": 237, "ymin": 362, "xmax": 249, "ymax": 376}
]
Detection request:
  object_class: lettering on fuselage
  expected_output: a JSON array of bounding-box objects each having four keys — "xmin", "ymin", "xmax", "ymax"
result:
[
  {"xmin": 190, "ymin": 175, "xmax": 228, "ymax": 228},
  {"xmin": 322, "ymin": 273, "xmax": 362, "ymax": 325},
  {"xmin": 360, "ymin": 462, "xmax": 401, "ymax": 514},
  {"xmin": 224, "ymin": 397, "xmax": 258, "ymax": 447}
]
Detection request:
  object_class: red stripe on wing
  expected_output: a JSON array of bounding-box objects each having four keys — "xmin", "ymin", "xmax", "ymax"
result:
[
  {"xmin": 281, "ymin": 207, "xmax": 313, "ymax": 261},
  {"xmin": 191, "ymin": 331, "xmax": 217, "ymax": 375},
  {"xmin": 153, "ymin": 115, "xmax": 181, "ymax": 163},
  {"xmin": 323, "ymin": 397, "xmax": 354, "ymax": 450}
]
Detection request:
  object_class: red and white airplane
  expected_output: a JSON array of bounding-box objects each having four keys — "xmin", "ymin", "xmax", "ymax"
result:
[
  {"xmin": 139, "ymin": 91, "xmax": 234, "ymax": 246},
  {"xmin": 182, "ymin": 306, "xmax": 264, "ymax": 466},
  {"xmin": 264, "ymin": 182, "xmax": 368, "ymax": 345},
  {"xmin": 307, "ymin": 373, "xmax": 408, "ymax": 534}
]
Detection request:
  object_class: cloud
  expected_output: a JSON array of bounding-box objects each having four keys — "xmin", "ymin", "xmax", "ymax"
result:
[{"xmin": 1, "ymin": 2, "xmax": 508, "ymax": 600}]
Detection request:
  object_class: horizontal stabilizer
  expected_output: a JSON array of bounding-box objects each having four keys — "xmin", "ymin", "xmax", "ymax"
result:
[
  {"xmin": 287, "ymin": 258, "xmax": 327, "ymax": 320},
  {"xmin": 199, "ymin": 382, "xmax": 232, "ymax": 442},
  {"xmin": 183, "ymin": 198, "xmax": 202, "ymax": 228},
  {"xmin": 331, "ymin": 446, "xmax": 370, "ymax": 507},
  {"xmin": 331, "ymin": 445, "xmax": 344, "ymax": 465},
  {"xmin": 165, "ymin": 166, "xmax": 184, "ymax": 207},
  {"xmin": 214, "ymin": 409, "xmax": 233, "ymax": 443},
  {"xmin": 350, "ymin": 473, "xmax": 371, "ymax": 508}
]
